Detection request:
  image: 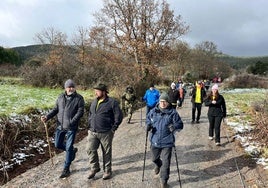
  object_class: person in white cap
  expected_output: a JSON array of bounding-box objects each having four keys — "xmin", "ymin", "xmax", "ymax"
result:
[
  {"xmin": 204, "ymin": 84, "xmax": 226, "ymax": 146},
  {"xmin": 41, "ymin": 79, "xmax": 85, "ymax": 178}
]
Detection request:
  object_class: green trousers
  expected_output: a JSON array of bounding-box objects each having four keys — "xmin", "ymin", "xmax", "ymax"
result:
[{"xmin": 86, "ymin": 130, "xmax": 114, "ymax": 172}]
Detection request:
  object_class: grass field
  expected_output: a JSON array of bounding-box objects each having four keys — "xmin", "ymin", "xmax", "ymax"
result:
[{"xmin": 0, "ymin": 78, "xmax": 93, "ymax": 116}]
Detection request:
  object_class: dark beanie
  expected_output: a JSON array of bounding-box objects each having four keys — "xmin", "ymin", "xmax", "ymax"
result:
[{"xmin": 64, "ymin": 79, "xmax": 75, "ymax": 88}]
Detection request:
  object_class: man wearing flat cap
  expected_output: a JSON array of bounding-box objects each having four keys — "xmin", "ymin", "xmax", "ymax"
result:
[
  {"xmin": 41, "ymin": 79, "xmax": 85, "ymax": 178},
  {"xmin": 86, "ymin": 83, "xmax": 123, "ymax": 180}
]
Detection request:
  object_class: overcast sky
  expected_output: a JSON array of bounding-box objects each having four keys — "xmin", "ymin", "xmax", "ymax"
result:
[{"xmin": 0, "ymin": 0, "xmax": 267, "ymax": 57}]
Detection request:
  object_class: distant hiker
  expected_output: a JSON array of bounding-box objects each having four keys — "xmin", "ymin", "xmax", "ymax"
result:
[
  {"xmin": 87, "ymin": 83, "xmax": 123, "ymax": 180},
  {"xmin": 175, "ymin": 77, "xmax": 183, "ymax": 90},
  {"xmin": 121, "ymin": 85, "xmax": 137, "ymax": 123},
  {"xmin": 167, "ymin": 82, "xmax": 179, "ymax": 109},
  {"xmin": 190, "ymin": 81, "xmax": 206, "ymax": 124},
  {"xmin": 41, "ymin": 79, "xmax": 85, "ymax": 178},
  {"xmin": 142, "ymin": 83, "xmax": 160, "ymax": 115},
  {"xmin": 204, "ymin": 84, "xmax": 226, "ymax": 146},
  {"xmin": 204, "ymin": 79, "xmax": 211, "ymax": 91},
  {"xmin": 178, "ymin": 84, "xmax": 185, "ymax": 108},
  {"xmin": 146, "ymin": 92, "xmax": 184, "ymax": 188}
]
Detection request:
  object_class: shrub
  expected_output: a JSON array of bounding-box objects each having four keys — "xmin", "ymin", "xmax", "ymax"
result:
[{"xmin": 226, "ymin": 73, "xmax": 268, "ymax": 89}]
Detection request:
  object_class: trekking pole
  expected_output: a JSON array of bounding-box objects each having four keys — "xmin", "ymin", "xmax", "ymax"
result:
[
  {"xmin": 173, "ymin": 146, "xmax": 182, "ymax": 188},
  {"xmin": 43, "ymin": 121, "xmax": 54, "ymax": 166},
  {"xmin": 142, "ymin": 130, "xmax": 148, "ymax": 181},
  {"xmin": 140, "ymin": 103, "xmax": 143, "ymax": 127}
]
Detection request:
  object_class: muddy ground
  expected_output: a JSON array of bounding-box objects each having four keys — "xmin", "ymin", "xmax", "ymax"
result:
[{"xmin": 2, "ymin": 97, "xmax": 268, "ymax": 188}]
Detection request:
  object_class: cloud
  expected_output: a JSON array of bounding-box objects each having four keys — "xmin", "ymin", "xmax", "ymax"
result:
[{"xmin": 0, "ymin": 0, "xmax": 267, "ymax": 56}]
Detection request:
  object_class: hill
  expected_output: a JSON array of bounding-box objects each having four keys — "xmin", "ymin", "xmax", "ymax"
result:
[{"xmin": 11, "ymin": 45, "xmax": 268, "ymax": 70}]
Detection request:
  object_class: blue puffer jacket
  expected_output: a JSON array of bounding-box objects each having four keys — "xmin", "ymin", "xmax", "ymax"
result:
[{"xmin": 146, "ymin": 104, "xmax": 184, "ymax": 148}]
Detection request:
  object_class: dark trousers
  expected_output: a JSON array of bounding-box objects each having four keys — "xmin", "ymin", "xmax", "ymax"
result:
[
  {"xmin": 192, "ymin": 103, "xmax": 202, "ymax": 121},
  {"xmin": 151, "ymin": 146, "xmax": 172, "ymax": 183},
  {"xmin": 55, "ymin": 128, "xmax": 77, "ymax": 169},
  {"xmin": 208, "ymin": 115, "xmax": 223, "ymax": 143}
]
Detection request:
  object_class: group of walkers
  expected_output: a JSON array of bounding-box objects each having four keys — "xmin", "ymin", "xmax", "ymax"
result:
[{"xmin": 40, "ymin": 78, "xmax": 226, "ymax": 188}]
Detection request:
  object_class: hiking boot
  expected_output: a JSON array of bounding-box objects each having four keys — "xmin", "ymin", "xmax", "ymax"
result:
[
  {"xmin": 59, "ymin": 168, "xmax": 70, "ymax": 178},
  {"xmin": 87, "ymin": 168, "xmax": 100, "ymax": 179},
  {"xmin": 102, "ymin": 171, "xmax": 112, "ymax": 180},
  {"xmin": 191, "ymin": 120, "xmax": 195, "ymax": 124},
  {"xmin": 216, "ymin": 142, "xmax": 221, "ymax": 146},
  {"xmin": 72, "ymin": 147, "xmax": 78, "ymax": 161},
  {"xmin": 196, "ymin": 120, "xmax": 200, "ymax": 124},
  {"xmin": 154, "ymin": 166, "xmax": 160, "ymax": 175}
]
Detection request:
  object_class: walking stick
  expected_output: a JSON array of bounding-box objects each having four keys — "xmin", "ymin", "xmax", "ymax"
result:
[
  {"xmin": 140, "ymin": 104, "xmax": 143, "ymax": 127},
  {"xmin": 173, "ymin": 146, "xmax": 182, "ymax": 188},
  {"xmin": 43, "ymin": 121, "xmax": 54, "ymax": 166},
  {"xmin": 142, "ymin": 130, "xmax": 148, "ymax": 181}
]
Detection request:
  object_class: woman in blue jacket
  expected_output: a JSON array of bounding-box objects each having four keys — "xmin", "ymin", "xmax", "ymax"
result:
[
  {"xmin": 143, "ymin": 83, "xmax": 160, "ymax": 115},
  {"xmin": 146, "ymin": 92, "xmax": 183, "ymax": 188}
]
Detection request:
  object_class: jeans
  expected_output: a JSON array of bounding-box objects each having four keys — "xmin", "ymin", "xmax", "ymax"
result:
[
  {"xmin": 86, "ymin": 130, "xmax": 114, "ymax": 172},
  {"xmin": 151, "ymin": 146, "xmax": 172, "ymax": 183},
  {"xmin": 54, "ymin": 128, "xmax": 77, "ymax": 170},
  {"xmin": 208, "ymin": 115, "xmax": 223, "ymax": 143}
]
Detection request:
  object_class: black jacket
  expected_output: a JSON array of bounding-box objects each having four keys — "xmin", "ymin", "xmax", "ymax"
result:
[
  {"xmin": 190, "ymin": 86, "xmax": 206, "ymax": 103},
  {"xmin": 88, "ymin": 96, "xmax": 123, "ymax": 133},
  {"xmin": 205, "ymin": 94, "xmax": 226, "ymax": 117},
  {"xmin": 167, "ymin": 88, "xmax": 179, "ymax": 104},
  {"xmin": 46, "ymin": 92, "xmax": 85, "ymax": 130}
]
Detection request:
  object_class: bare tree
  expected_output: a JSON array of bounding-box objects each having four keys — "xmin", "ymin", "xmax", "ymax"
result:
[
  {"xmin": 34, "ymin": 27, "xmax": 67, "ymax": 46},
  {"xmin": 34, "ymin": 27, "xmax": 68, "ymax": 65},
  {"xmin": 92, "ymin": 0, "xmax": 189, "ymax": 65},
  {"xmin": 71, "ymin": 26, "xmax": 91, "ymax": 64}
]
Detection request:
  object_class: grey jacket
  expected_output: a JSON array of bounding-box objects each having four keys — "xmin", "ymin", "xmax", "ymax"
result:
[{"xmin": 46, "ymin": 92, "xmax": 85, "ymax": 130}]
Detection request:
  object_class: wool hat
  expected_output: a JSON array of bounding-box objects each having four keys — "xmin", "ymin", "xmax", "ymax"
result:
[
  {"xmin": 212, "ymin": 84, "xmax": 219, "ymax": 90},
  {"xmin": 64, "ymin": 79, "xmax": 75, "ymax": 88},
  {"xmin": 159, "ymin": 92, "xmax": 170, "ymax": 102},
  {"xmin": 93, "ymin": 83, "xmax": 109, "ymax": 93},
  {"xmin": 171, "ymin": 82, "xmax": 176, "ymax": 89},
  {"xmin": 150, "ymin": 83, "xmax": 155, "ymax": 88}
]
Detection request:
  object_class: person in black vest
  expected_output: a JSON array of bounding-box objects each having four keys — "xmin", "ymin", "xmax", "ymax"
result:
[{"xmin": 190, "ymin": 81, "xmax": 206, "ymax": 124}]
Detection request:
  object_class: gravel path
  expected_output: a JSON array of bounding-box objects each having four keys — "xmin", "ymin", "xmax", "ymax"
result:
[{"xmin": 3, "ymin": 97, "xmax": 268, "ymax": 188}]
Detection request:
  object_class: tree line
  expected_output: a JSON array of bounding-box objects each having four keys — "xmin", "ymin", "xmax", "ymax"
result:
[{"xmin": 1, "ymin": 0, "xmax": 267, "ymax": 90}]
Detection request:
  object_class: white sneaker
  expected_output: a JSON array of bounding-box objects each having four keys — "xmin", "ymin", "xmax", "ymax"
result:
[
  {"xmin": 216, "ymin": 142, "xmax": 221, "ymax": 146},
  {"xmin": 209, "ymin": 137, "xmax": 213, "ymax": 140}
]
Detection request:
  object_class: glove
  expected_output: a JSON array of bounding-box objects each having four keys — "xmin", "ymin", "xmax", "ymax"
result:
[
  {"xmin": 168, "ymin": 124, "xmax": 175, "ymax": 133},
  {"xmin": 112, "ymin": 126, "xmax": 117, "ymax": 132},
  {"xmin": 146, "ymin": 124, "xmax": 152, "ymax": 132}
]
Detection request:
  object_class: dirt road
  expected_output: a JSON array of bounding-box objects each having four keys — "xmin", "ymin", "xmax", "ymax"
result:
[{"xmin": 3, "ymin": 97, "xmax": 268, "ymax": 188}]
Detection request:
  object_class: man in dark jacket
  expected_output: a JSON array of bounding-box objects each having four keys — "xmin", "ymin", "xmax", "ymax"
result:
[
  {"xmin": 87, "ymin": 83, "xmax": 123, "ymax": 180},
  {"xmin": 146, "ymin": 92, "xmax": 183, "ymax": 188},
  {"xmin": 41, "ymin": 79, "xmax": 85, "ymax": 178},
  {"xmin": 190, "ymin": 81, "xmax": 206, "ymax": 123}
]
